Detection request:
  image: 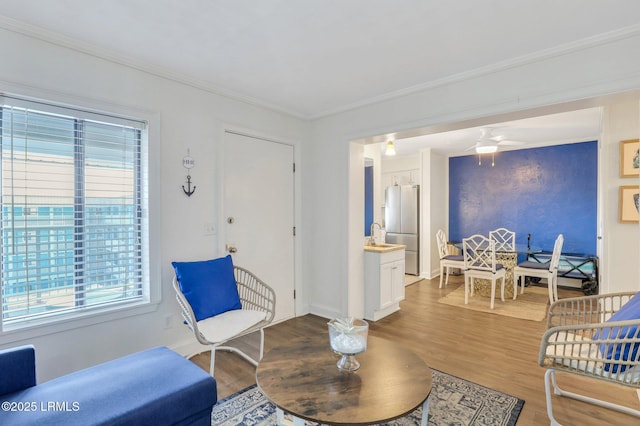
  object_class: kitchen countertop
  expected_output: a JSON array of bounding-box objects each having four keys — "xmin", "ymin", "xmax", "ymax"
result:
[{"xmin": 364, "ymin": 243, "xmax": 406, "ymax": 253}]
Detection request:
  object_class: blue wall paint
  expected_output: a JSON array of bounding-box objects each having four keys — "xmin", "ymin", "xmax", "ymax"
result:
[
  {"xmin": 449, "ymin": 141, "xmax": 597, "ymax": 255},
  {"xmin": 364, "ymin": 165, "xmax": 374, "ymax": 236}
]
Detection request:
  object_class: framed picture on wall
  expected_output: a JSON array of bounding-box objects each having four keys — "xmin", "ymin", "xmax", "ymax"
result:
[
  {"xmin": 619, "ymin": 185, "xmax": 640, "ymax": 223},
  {"xmin": 620, "ymin": 139, "xmax": 639, "ymax": 178}
]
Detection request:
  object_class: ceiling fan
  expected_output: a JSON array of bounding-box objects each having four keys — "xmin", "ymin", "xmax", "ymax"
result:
[{"xmin": 467, "ymin": 128, "xmax": 525, "ymax": 154}]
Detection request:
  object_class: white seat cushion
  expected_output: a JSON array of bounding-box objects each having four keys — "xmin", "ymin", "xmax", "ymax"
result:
[
  {"xmin": 546, "ymin": 332, "xmax": 640, "ymax": 384},
  {"xmin": 197, "ymin": 309, "xmax": 266, "ymax": 343}
]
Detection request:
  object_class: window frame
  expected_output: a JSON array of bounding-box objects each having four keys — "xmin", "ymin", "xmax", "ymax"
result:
[{"xmin": 0, "ymin": 92, "xmax": 161, "ymax": 340}]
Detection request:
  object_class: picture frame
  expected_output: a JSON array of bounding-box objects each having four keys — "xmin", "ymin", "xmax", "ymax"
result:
[
  {"xmin": 620, "ymin": 139, "xmax": 639, "ymax": 178},
  {"xmin": 619, "ymin": 185, "xmax": 640, "ymax": 223}
]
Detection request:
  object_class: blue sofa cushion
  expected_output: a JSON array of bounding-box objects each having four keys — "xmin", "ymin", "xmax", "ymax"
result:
[
  {"xmin": 0, "ymin": 346, "xmax": 217, "ymax": 425},
  {"xmin": 172, "ymin": 255, "xmax": 241, "ymax": 321},
  {"xmin": 0, "ymin": 345, "xmax": 36, "ymax": 396},
  {"xmin": 593, "ymin": 293, "xmax": 640, "ymax": 373}
]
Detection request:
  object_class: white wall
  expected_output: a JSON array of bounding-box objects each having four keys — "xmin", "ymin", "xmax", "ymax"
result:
[
  {"xmin": 599, "ymin": 99, "xmax": 640, "ymax": 293},
  {"xmin": 0, "ymin": 27, "xmax": 307, "ymax": 381},
  {"xmin": 424, "ymin": 150, "xmax": 447, "ymax": 279},
  {"xmin": 382, "ymin": 155, "xmax": 420, "ymax": 186},
  {"xmin": 347, "ymin": 141, "xmax": 366, "ymax": 318},
  {"xmin": 308, "ymin": 29, "xmax": 640, "ymax": 319}
]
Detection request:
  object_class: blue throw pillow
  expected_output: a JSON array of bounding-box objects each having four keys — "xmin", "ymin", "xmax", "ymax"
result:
[
  {"xmin": 172, "ymin": 255, "xmax": 242, "ymax": 321},
  {"xmin": 593, "ymin": 293, "xmax": 640, "ymax": 373}
]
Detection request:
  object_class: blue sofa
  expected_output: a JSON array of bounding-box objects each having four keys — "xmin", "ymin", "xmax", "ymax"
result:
[{"xmin": 0, "ymin": 345, "xmax": 217, "ymax": 425}]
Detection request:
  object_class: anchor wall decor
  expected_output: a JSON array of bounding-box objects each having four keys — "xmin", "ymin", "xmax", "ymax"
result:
[{"xmin": 182, "ymin": 150, "xmax": 196, "ymax": 197}]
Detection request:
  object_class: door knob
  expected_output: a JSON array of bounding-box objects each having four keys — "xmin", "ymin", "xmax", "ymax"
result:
[{"xmin": 225, "ymin": 244, "xmax": 237, "ymax": 253}]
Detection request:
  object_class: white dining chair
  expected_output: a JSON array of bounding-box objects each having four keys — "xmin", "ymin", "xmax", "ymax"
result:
[
  {"xmin": 462, "ymin": 234, "xmax": 506, "ymax": 309},
  {"xmin": 513, "ymin": 234, "xmax": 564, "ymax": 303},
  {"xmin": 489, "ymin": 228, "xmax": 516, "ymax": 252},
  {"xmin": 436, "ymin": 229, "xmax": 465, "ymax": 288}
]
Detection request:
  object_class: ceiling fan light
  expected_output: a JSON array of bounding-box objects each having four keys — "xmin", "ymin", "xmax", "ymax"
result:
[
  {"xmin": 476, "ymin": 144, "xmax": 498, "ymax": 154},
  {"xmin": 385, "ymin": 140, "xmax": 396, "ymax": 156}
]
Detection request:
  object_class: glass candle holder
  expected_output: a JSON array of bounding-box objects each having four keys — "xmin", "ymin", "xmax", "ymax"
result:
[{"xmin": 327, "ymin": 317, "xmax": 369, "ymax": 372}]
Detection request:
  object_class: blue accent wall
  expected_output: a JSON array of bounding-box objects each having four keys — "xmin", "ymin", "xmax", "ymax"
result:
[
  {"xmin": 364, "ymin": 165, "xmax": 374, "ymax": 236},
  {"xmin": 449, "ymin": 141, "xmax": 597, "ymax": 255}
]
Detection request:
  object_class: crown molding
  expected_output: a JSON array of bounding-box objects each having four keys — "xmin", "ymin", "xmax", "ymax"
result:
[
  {"xmin": 309, "ymin": 24, "xmax": 640, "ymax": 120},
  {"xmin": 0, "ymin": 15, "xmax": 306, "ymax": 120},
  {"xmin": 1, "ymin": 14, "xmax": 638, "ymax": 122}
]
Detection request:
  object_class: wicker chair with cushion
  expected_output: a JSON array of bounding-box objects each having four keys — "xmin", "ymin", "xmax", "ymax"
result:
[
  {"xmin": 539, "ymin": 291, "xmax": 640, "ymax": 425},
  {"xmin": 172, "ymin": 255, "xmax": 276, "ymax": 376}
]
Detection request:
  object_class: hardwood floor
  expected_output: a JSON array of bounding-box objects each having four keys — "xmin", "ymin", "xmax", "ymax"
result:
[{"xmin": 190, "ymin": 275, "xmax": 639, "ymax": 425}]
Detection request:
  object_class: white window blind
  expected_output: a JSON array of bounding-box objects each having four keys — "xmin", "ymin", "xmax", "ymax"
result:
[{"xmin": 0, "ymin": 94, "xmax": 149, "ymax": 329}]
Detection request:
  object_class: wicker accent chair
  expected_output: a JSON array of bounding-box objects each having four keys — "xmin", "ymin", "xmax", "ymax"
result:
[
  {"xmin": 173, "ymin": 264, "xmax": 276, "ymax": 376},
  {"xmin": 539, "ymin": 291, "xmax": 640, "ymax": 425}
]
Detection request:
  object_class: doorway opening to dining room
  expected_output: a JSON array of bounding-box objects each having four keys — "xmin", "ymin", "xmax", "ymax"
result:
[
  {"xmin": 349, "ymin": 95, "xmax": 639, "ymax": 302},
  {"xmin": 356, "ymin": 106, "xmax": 604, "ymax": 283}
]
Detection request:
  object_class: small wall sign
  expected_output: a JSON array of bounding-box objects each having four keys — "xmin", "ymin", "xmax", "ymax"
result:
[{"xmin": 182, "ymin": 149, "xmax": 196, "ymax": 197}]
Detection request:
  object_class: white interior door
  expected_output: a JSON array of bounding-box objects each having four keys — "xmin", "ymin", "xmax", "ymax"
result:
[{"xmin": 223, "ymin": 131, "xmax": 295, "ymax": 322}]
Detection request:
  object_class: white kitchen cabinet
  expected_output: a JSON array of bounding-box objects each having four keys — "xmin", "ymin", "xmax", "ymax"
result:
[
  {"xmin": 382, "ymin": 170, "xmax": 419, "ymax": 188},
  {"xmin": 364, "ymin": 247, "xmax": 405, "ymax": 321}
]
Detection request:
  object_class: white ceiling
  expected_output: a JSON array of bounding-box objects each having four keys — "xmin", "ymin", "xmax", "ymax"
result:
[
  {"xmin": 0, "ymin": 1, "xmax": 637, "ymax": 154},
  {"xmin": 387, "ymin": 107, "xmax": 604, "ymax": 157}
]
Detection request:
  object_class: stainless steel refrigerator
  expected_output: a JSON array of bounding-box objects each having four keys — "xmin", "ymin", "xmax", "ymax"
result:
[{"xmin": 385, "ymin": 184, "xmax": 420, "ymax": 275}]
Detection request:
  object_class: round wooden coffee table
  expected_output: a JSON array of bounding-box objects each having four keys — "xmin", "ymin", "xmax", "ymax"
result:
[{"xmin": 256, "ymin": 334, "xmax": 432, "ymax": 425}]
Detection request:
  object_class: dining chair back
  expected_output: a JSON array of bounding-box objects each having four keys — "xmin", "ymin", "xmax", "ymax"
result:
[
  {"xmin": 462, "ymin": 234, "xmax": 507, "ymax": 309},
  {"xmin": 436, "ymin": 229, "xmax": 465, "ymax": 288},
  {"xmin": 513, "ymin": 234, "xmax": 564, "ymax": 303},
  {"xmin": 489, "ymin": 228, "xmax": 516, "ymax": 252}
]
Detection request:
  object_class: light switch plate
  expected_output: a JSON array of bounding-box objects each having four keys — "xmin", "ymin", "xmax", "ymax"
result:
[{"xmin": 203, "ymin": 222, "xmax": 216, "ymax": 236}]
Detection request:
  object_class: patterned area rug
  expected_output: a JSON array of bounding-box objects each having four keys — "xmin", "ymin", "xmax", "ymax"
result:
[{"xmin": 211, "ymin": 369, "xmax": 524, "ymax": 425}]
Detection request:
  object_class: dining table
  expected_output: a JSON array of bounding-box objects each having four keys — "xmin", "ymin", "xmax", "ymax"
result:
[{"xmin": 454, "ymin": 242, "xmax": 542, "ymax": 299}]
